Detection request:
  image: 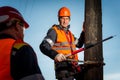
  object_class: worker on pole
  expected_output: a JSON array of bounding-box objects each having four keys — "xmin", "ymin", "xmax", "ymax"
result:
[
  {"xmin": 0, "ymin": 6, "xmax": 44, "ymax": 80},
  {"xmin": 40, "ymin": 6, "xmax": 84, "ymax": 80}
]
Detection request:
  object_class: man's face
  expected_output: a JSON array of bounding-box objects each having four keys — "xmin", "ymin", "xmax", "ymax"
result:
[
  {"xmin": 59, "ymin": 16, "xmax": 70, "ymax": 28},
  {"xmin": 16, "ymin": 21, "xmax": 25, "ymax": 40}
]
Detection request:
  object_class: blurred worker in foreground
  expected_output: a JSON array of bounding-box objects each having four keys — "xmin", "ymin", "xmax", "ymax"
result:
[
  {"xmin": 40, "ymin": 6, "xmax": 84, "ymax": 80},
  {"xmin": 0, "ymin": 6, "xmax": 44, "ymax": 80}
]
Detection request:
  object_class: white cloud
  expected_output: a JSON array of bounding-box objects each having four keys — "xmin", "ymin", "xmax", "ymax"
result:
[{"xmin": 104, "ymin": 73, "xmax": 120, "ymax": 80}]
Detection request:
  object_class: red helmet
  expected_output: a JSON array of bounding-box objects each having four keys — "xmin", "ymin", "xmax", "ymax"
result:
[{"xmin": 0, "ymin": 6, "xmax": 29, "ymax": 28}]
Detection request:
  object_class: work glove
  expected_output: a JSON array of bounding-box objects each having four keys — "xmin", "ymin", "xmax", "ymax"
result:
[{"xmin": 54, "ymin": 53, "xmax": 66, "ymax": 62}]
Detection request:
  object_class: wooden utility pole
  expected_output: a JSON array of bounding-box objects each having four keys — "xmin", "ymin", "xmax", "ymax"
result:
[{"xmin": 84, "ymin": 0, "xmax": 103, "ymax": 80}]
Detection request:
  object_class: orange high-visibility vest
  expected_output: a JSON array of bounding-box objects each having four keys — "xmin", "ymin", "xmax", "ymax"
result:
[
  {"xmin": 52, "ymin": 26, "xmax": 78, "ymax": 60},
  {"xmin": 0, "ymin": 38, "xmax": 15, "ymax": 80},
  {"xmin": 0, "ymin": 38, "xmax": 27, "ymax": 80}
]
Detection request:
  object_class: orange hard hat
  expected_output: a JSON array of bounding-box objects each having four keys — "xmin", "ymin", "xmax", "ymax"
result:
[
  {"xmin": 58, "ymin": 7, "xmax": 71, "ymax": 17},
  {"xmin": 0, "ymin": 6, "xmax": 29, "ymax": 28}
]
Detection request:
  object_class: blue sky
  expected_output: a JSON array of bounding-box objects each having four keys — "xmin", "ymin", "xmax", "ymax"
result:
[{"xmin": 0, "ymin": 0, "xmax": 120, "ymax": 80}]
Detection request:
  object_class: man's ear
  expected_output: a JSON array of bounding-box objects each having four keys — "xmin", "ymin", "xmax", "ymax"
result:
[{"xmin": 14, "ymin": 22, "xmax": 20, "ymax": 31}]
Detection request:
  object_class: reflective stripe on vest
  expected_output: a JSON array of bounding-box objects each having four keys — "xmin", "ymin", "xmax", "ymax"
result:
[
  {"xmin": 54, "ymin": 41, "xmax": 76, "ymax": 46},
  {"xmin": 53, "ymin": 47, "xmax": 76, "ymax": 51},
  {"xmin": 52, "ymin": 26, "xmax": 78, "ymax": 60},
  {"xmin": 0, "ymin": 38, "xmax": 15, "ymax": 80}
]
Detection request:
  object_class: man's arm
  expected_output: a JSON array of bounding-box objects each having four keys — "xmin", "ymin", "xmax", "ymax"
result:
[
  {"xmin": 11, "ymin": 45, "xmax": 45, "ymax": 80},
  {"xmin": 76, "ymin": 31, "xmax": 85, "ymax": 48},
  {"xmin": 40, "ymin": 28, "xmax": 58, "ymax": 59}
]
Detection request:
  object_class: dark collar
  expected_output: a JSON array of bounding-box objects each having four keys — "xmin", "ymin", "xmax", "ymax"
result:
[
  {"xmin": 58, "ymin": 25, "xmax": 70, "ymax": 31},
  {"xmin": 0, "ymin": 34, "xmax": 15, "ymax": 39}
]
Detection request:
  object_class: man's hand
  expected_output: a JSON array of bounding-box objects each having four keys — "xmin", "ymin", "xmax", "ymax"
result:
[{"xmin": 54, "ymin": 54, "xmax": 66, "ymax": 62}]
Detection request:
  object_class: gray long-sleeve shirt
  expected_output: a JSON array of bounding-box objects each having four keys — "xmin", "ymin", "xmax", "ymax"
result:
[{"xmin": 40, "ymin": 25, "xmax": 84, "ymax": 60}]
